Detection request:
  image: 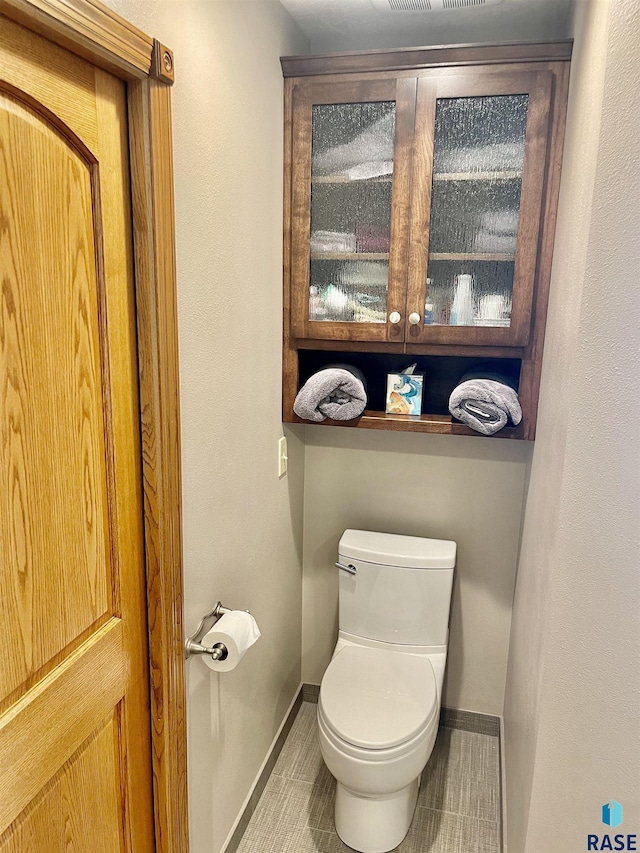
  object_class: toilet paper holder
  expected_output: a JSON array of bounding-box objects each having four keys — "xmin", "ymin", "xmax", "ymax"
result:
[{"xmin": 185, "ymin": 601, "xmax": 240, "ymax": 660}]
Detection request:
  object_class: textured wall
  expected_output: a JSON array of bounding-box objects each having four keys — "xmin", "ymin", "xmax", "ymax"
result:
[
  {"xmin": 303, "ymin": 428, "xmax": 531, "ymax": 716},
  {"xmin": 504, "ymin": 0, "xmax": 640, "ymax": 850},
  {"xmin": 280, "ymin": 0, "xmax": 572, "ymax": 54},
  {"xmin": 503, "ymin": 0, "xmax": 612, "ymax": 844},
  {"xmin": 102, "ymin": 3, "xmax": 308, "ymax": 852}
]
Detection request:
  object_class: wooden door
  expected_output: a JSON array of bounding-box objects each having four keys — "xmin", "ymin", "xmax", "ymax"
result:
[
  {"xmin": 406, "ymin": 69, "xmax": 552, "ymax": 347},
  {"xmin": 0, "ymin": 15, "xmax": 155, "ymax": 852},
  {"xmin": 290, "ymin": 76, "xmax": 416, "ymax": 343}
]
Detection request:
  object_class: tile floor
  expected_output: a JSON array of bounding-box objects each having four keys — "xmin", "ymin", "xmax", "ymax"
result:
[{"xmin": 236, "ymin": 702, "xmax": 502, "ymax": 853}]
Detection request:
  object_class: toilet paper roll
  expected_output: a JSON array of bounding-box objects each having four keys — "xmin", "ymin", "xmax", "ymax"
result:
[{"xmin": 200, "ymin": 610, "xmax": 261, "ymax": 672}]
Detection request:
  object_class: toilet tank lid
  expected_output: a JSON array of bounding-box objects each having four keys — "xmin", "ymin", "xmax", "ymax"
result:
[{"xmin": 339, "ymin": 529, "xmax": 456, "ymax": 569}]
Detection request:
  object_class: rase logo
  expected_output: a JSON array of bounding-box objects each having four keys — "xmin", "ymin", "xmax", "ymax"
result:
[
  {"xmin": 587, "ymin": 801, "xmax": 637, "ymax": 851},
  {"xmin": 603, "ymin": 802, "xmax": 624, "ymax": 830}
]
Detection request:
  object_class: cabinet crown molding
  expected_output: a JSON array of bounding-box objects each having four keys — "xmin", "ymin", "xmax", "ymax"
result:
[{"xmin": 281, "ymin": 40, "xmax": 573, "ymax": 78}]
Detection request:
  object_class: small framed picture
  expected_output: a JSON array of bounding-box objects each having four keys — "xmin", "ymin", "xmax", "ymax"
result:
[{"xmin": 386, "ymin": 372, "xmax": 424, "ymax": 416}]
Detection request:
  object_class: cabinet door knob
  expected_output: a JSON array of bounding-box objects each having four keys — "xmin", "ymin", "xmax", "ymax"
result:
[
  {"xmin": 388, "ymin": 311, "xmax": 401, "ymax": 324},
  {"xmin": 408, "ymin": 312, "xmax": 421, "ymax": 325}
]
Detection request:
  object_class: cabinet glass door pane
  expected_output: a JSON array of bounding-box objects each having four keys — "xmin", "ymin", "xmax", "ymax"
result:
[
  {"xmin": 310, "ymin": 101, "xmax": 395, "ymax": 323},
  {"xmin": 425, "ymin": 95, "xmax": 528, "ymax": 328}
]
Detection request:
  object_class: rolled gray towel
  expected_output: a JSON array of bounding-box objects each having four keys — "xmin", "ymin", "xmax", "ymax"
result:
[
  {"xmin": 294, "ymin": 368, "xmax": 367, "ymax": 422},
  {"xmin": 449, "ymin": 374, "xmax": 522, "ymax": 436}
]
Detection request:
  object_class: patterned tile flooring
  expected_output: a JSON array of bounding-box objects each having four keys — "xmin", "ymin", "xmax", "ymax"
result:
[{"xmin": 236, "ymin": 702, "xmax": 501, "ymax": 853}]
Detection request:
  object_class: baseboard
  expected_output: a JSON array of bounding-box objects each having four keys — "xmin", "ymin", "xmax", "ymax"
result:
[
  {"xmin": 222, "ymin": 685, "xmax": 304, "ymax": 853},
  {"xmin": 499, "ymin": 714, "xmax": 507, "ymax": 853},
  {"xmin": 440, "ymin": 706, "xmax": 500, "ymax": 737},
  {"xmin": 302, "ymin": 682, "xmax": 319, "ymax": 703}
]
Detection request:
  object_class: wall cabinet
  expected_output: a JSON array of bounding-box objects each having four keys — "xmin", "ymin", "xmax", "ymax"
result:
[{"xmin": 282, "ymin": 42, "xmax": 571, "ymax": 439}]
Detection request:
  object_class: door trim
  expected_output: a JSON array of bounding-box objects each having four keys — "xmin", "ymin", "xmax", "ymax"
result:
[{"xmin": 0, "ymin": 2, "xmax": 188, "ymax": 851}]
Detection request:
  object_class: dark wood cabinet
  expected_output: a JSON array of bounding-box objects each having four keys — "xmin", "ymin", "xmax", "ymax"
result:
[
  {"xmin": 290, "ymin": 77, "xmax": 415, "ymax": 344},
  {"xmin": 282, "ymin": 42, "xmax": 572, "ymax": 439}
]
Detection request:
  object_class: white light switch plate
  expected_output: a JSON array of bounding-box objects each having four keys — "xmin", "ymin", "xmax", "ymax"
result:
[{"xmin": 278, "ymin": 436, "xmax": 288, "ymax": 478}]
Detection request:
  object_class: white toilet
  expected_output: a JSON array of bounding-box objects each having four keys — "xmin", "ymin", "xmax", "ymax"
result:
[{"xmin": 318, "ymin": 529, "xmax": 456, "ymax": 853}]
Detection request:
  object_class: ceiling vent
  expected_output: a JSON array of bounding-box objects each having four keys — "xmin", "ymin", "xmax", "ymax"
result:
[
  {"xmin": 372, "ymin": 0, "xmax": 504, "ymax": 10},
  {"xmin": 387, "ymin": 0, "xmax": 432, "ymax": 9}
]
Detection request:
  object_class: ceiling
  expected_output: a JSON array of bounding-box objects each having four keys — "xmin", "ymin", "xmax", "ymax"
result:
[{"xmin": 279, "ymin": 0, "xmax": 574, "ymax": 54}]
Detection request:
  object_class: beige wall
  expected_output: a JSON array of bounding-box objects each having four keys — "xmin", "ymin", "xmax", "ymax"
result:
[
  {"xmin": 96, "ymin": 3, "xmax": 639, "ymax": 850},
  {"xmin": 103, "ymin": 2, "xmax": 308, "ymax": 852},
  {"xmin": 301, "ymin": 0, "xmax": 571, "ymax": 54},
  {"xmin": 504, "ymin": 0, "xmax": 640, "ymax": 850},
  {"xmin": 503, "ymin": 0, "xmax": 611, "ymax": 844},
  {"xmin": 303, "ymin": 427, "xmax": 531, "ymax": 715}
]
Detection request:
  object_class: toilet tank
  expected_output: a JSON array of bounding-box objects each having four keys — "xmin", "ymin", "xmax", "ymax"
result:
[{"xmin": 338, "ymin": 530, "xmax": 456, "ymax": 647}]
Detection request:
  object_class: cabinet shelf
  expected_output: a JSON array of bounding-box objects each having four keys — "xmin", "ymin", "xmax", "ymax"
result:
[
  {"xmin": 429, "ymin": 252, "xmax": 515, "ymax": 261},
  {"xmin": 312, "ymin": 174, "xmax": 393, "ymax": 184},
  {"xmin": 310, "ymin": 252, "xmax": 390, "ymax": 261},
  {"xmin": 432, "ymin": 170, "xmax": 522, "ymax": 182},
  {"xmin": 287, "ymin": 409, "xmax": 521, "ymax": 438},
  {"xmin": 359, "ymin": 410, "xmax": 521, "ymax": 437}
]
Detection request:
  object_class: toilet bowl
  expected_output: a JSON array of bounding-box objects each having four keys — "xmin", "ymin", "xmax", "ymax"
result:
[
  {"xmin": 319, "ymin": 530, "xmax": 456, "ymax": 853},
  {"xmin": 318, "ymin": 641, "xmax": 441, "ymax": 853}
]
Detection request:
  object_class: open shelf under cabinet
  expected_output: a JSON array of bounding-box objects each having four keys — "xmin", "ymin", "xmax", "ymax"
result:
[
  {"xmin": 288, "ymin": 409, "xmax": 523, "ymax": 438},
  {"xmin": 286, "ymin": 349, "xmax": 525, "ymax": 439}
]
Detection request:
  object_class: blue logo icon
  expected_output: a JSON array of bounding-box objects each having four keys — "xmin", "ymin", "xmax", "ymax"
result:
[
  {"xmin": 602, "ymin": 801, "xmax": 623, "ymax": 829},
  {"xmin": 588, "ymin": 801, "xmax": 635, "ymax": 850}
]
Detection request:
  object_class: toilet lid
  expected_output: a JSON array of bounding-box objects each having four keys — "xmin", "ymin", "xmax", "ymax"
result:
[{"xmin": 319, "ymin": 647, "xmax": 438, "ymax": 750}]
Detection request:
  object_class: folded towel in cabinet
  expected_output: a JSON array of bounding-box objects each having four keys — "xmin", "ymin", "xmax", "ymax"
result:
[
  {"xmin": 347, "ymin": 160, "xmax": 393, "ymax": 181},
  {"xmin": 434, "ymin": 141, "xmax": 525, "ymax": 174},
  {"xmin": 478, "ymin": 209, "xmax": 519, "ymax": 235},
  {"xmin": 294, "ymin": 367, "xmax": 367, "ymax": 423},
  {"xmin": 310, "ymin": 230, "xmax": 357, "ymax": 253},
  {"xmin": 312, "ymin": 113, "xmax": 395, "ymax": 175},
  {"xmin": 472, "ymin": 231, "xmax": 517, "ymax": 253},
  {"xmin": 448, "ymin": 372, "xmax": 522, "ymax": 436}
]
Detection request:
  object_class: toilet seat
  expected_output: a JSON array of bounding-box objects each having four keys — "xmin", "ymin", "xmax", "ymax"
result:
[
  {"xmin": 319, "ymin": 646, "xmax": 438, "ymax": 751},
  {"xmin": 318, "ymin": 703, "xmax": 436, "ymax": 765}
]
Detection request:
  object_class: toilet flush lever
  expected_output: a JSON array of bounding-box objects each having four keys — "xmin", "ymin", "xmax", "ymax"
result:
[{"xmin": 336, "ymin": 561, "xmax": 357, "ymax": 575}]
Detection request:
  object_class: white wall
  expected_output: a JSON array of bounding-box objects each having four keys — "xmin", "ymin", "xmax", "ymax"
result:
[
  {"xmin": 303, "ymin": 428, "xmax": 531, "ymax": 715},
  {"xmin": 504, "ymin": 0, "xmax": 640, "ymax": 850},
  {"xmin": 99, "ymin": 2, "xmax": 640, "ymax": 850},
  {"xmin": 289, "ymin": 0, "xmax": 572, "ymax": 54},
  {"xmin": 103, "ymin": 2, "xmax": 308, "ymax": 852}
]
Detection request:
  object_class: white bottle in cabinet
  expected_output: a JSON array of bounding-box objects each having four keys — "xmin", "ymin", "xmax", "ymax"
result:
[{"xmin": 449, "ymin": 274, "xmax": 475, "ymax": 326}]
